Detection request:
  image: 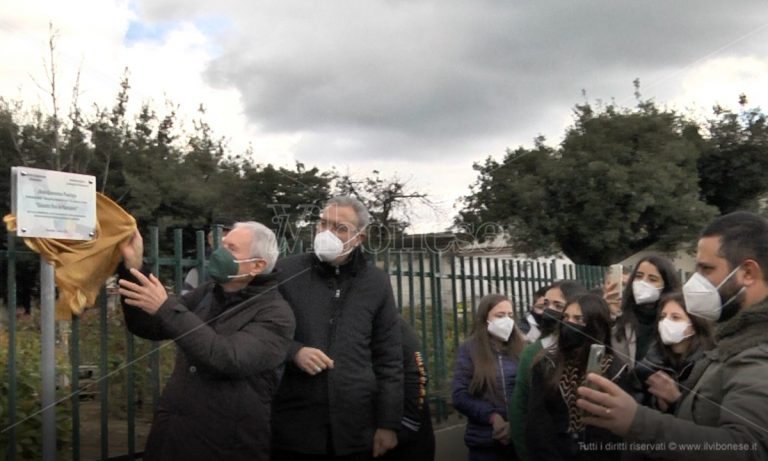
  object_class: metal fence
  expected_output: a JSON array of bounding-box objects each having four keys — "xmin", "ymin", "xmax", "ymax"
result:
[{"xmin": 1, "ymin": 228, "xmax": 606, "ymax": 460}]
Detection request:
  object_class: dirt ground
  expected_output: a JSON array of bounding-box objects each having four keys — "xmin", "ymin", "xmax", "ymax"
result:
[{"xmin": 74, "ymin": 400, "xmax": 152, "ymax": 460}]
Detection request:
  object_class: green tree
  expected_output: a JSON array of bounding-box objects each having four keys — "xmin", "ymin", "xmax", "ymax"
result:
[
  {"xmin": 698, "ymin": 95, "xmax": 768, "ymax": 213},
  {"xmin": 459, "ymin": 96, "xmax": 717, "ymax": 265}
]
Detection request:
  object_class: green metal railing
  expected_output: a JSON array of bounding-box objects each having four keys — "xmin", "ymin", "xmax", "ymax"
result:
[{"xmin": 1, "ymin": 228, "xmax": 606, "ymax": 460}]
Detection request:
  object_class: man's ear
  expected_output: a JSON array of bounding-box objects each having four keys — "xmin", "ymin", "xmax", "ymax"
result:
[
  {"xmin": 741, "ymin": 259, "xmax": 763, "ymax": 287},
  {"xmin": 249, "ymin": 259, "xmax": 268, "ymax": 276}
]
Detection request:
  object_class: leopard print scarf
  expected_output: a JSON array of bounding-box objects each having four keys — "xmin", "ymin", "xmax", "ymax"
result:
[{"xmin": 559, "ymin": 354, "xmax": 613, "ymax": 433}]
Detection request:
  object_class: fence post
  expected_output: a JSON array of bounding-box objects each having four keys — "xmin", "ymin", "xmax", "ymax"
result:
[
  {"xmin": 459, "ymin": 255, "xmax": 467, "ymax": 336},
  {"xmin": 450, "ymin": 255, "xmax": 459, "ymax": 357},
  {"xmin": 468, "ymin": 257, "xmax": 476, "ymax": 318},
  {"xmin": 173, "ymin": 229, "xmax": 184, "ymax": 294},
  {"xmin": 99, "ymin": 288, "xmax": 109, "ymax": 459},
  {"xmin": 40, "ymin": 257, "xmax": 56, "ymax": 461},
  {"xmin": 407, "ymin": 252, "xmax": 415, "ymax": 326},
  {"xmin": 149, "ymin": 227, "xmax": 161, "ymax": 411},
  {"xmin": 418, "ymin": 252, "xmax": 428, "ymax": 373},
  {"xmin": 395, "ymin": 252, "xmax": 403, "ymax": 314},
  {"xmin": 5, "ymin": 234, "xmax": 18, "ymax": 461},
  {"xmin": 70, "ymin": 314, "xmax": 80, "ymax": 461}
]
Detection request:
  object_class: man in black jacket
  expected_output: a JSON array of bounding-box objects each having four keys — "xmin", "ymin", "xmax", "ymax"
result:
[
  {"xmin": 118, "ymin": 221, "xmax": 295, "ymax": 461},
  {"xmin": 271, "ymin": 196, "xmax": 403, "ymax": 460}
]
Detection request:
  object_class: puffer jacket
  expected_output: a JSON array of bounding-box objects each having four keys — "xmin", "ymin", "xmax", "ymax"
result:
[
  {"xmin": 271, "ymin": 248, "xmax": 403, "ymax": 456},
  {"xmin": 451, "ymin": 338, "xmax": 518, "ymax": 448}
]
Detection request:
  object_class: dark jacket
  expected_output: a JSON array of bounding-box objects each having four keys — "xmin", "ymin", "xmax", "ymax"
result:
[
  {"xmin": 626, "ymin": 298, "xmax": 768, "ymax": 460},
  {"xmin": 451, "ymin": 338, "xmax": 519, "ymax": 448},
  {"xmin": 633, "ymin": 340, "xmax": 706, "ymax": 412},
  {"xmin": 526, "ymin": 351, "xmax": 632, "ymax": 461},
  {"xmin": 380, "ymin": 318, "xmax": 435, "ymax": 461},
  {"xmin": 119, "ymin": 266, "xmax": 296, "ymax": 461},
  {"xmin": 271, "ymin": 248, "xmax": 403, "ymax": 456}
]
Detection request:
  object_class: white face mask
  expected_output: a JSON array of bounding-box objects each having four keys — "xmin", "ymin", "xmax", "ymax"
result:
[
  {"xmin": 658, "ymin": 317, "xmax": 693, "ymax": 345},
  {"xmin": 313, "ymin": 230, "xmax": 359, "ymax": 262},
  {"xmin": 487, "ymin": 316, "xmax": 515, "ymax": 342},
  {"xmin": 632, "ymin": 280, "xmax": 663, "ymax": 305},
  {"xmin": 682, "ymin": 266, "xmax": 744, "ymax": 321}
]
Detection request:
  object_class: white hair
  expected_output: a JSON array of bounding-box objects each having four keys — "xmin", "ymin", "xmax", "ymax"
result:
[
  {"xmin": 234, "ymin": 221, "xmax": 279, "ymax": 274},
  {"xmin": 324, "ymin": 196, "xmax": 371, "ymax": 230}
]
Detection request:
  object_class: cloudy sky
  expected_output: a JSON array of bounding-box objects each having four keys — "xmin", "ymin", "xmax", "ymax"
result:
[{"xmin": 2, "ymin": 0, "xmax": 768, "ymax": 231}]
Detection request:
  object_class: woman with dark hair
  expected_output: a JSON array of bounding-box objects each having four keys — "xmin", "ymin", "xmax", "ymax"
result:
[
  {"xmin": 526, "ymin": 293, "xmax": 631, "ymax": 461},
  {"xmin": 519, "ymin": 285, "xmax": 550, "ymax": 342},
  {"xmin": 509, "ymin": 280, "xmax": 588, "ymax": 461},
  {"xmin": 635, "ymin": 292, "xmax": 714, "ymax": 412},
  {"xmin": 452, "ymin": 294, "xmax": 527, "ymax": 461},
  {"xmin": 612, "ymin": 255, "xmax": 680, "ymax": 368}
]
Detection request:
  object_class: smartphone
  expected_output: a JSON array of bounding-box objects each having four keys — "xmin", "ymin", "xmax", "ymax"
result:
[
  {"xmin": 607, "ymin": 263, "xmax": 623, "ymax": 297},
  {"xmin": 585, "ymin": 344, "xmax": 606, "ymax": 389}
]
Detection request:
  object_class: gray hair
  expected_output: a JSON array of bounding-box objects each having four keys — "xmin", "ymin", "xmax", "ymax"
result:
[
  {"xmin": 324, "ymin": 196, "xmax": 371, "ymax": 231},
  {"xmin": 233, "ymin": 221, "xmax": 279, "ymax": 274}
]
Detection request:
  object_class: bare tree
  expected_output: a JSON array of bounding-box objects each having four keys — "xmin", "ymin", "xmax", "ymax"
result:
[{"xmin": 334, "ymin": 170, "xmax": 434, "ymax": 232}]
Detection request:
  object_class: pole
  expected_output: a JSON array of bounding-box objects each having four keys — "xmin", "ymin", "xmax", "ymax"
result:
[{"xmin": 40, "ymin": 256, "xmax": 56, "ymax": 460}]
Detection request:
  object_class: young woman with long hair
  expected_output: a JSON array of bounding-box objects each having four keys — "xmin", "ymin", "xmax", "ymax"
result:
[
  {"xmin": 452, "ymin": 294, "xmax": 527, "ymax": 461},
  {"xmin": 635, "ymin": 292, "xmax": 714, "ymax": 412},
  {"xmin": 612, "ymin": 255, "xmax": 681, "ymax": 368},
  {"xmin": 527, "ymin": 293, "xmax": 632, "ymax": 461},
  {"xmin": 509, "ymin": 280, "xmax": 588, "ymax": 461}
]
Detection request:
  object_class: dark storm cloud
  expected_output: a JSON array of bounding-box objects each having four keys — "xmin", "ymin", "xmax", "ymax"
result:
[{"xmin": 139, "ymin": 0, "xmax": 768, "ymax": 161}]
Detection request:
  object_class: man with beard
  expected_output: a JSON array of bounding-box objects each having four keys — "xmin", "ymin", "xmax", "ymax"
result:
[{"xmin": 577, "ymin": 211, "xmax": 768, "ymax": 460}]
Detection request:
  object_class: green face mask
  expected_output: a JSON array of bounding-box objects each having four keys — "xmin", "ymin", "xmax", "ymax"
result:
[{"xmin": 207, "ymin": 247, "xmax": 259, "ymax": 284}]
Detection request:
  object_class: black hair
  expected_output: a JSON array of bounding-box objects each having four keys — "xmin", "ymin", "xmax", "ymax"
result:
[
  {"xmin": 533, "ymin": 284, "xmax": 550, "ymax": 301},
  {"xmin": 701, "ymin": 211, "xmax": 768, "ymax": 280},
  {"xmin": 538, "ymin": 280, "xmax": 588, "ymax": 337},
  {"xmin": 536, "ymin": 293, "xmax": 613, "ymax": 396},
  {"xmin": 615, "ymin": 254, "xmax": 680, "ymax": 342}
]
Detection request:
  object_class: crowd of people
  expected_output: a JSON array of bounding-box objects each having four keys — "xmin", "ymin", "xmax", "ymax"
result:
[{"xmin": 115, "ymin": 197, "xmax": 768, "ymax": 461}]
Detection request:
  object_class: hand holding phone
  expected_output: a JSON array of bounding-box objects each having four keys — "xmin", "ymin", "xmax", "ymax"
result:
[
  {"xmin": 607, "ymin": 264, "xmax": 623, "ymax": 297},
  {"xmin": 585, "ymin": 344, "xmax": 606, "ymax": 390}
]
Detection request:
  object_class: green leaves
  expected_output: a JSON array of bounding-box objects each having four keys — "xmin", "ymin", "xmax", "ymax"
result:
[{"xmin": 459, "ymin": 96, "xmax": 728, "ymax": 265}]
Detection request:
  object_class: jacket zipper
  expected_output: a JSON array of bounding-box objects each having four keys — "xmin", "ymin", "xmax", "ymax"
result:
[
  {"xmin": 329, "ymin": 267, "xmax": 342, "ymax": 337},
  {"xmin": 498, "ymin": 354, "xmax": 507, "ymax": 404}
]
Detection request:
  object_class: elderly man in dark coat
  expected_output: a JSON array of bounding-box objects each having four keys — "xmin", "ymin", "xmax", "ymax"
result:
[
  {"xmin": 117, "ymin": 221, "xmax": 295, "ymax": 461},
  {"xmin": 271, "ymin": 196, "xmax": 403, "ymax": 460}
]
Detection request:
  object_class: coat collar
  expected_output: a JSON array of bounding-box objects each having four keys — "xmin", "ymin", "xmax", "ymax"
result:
[
  {"xmin": 715, "ymin": 297, "xmax": 768, "ymax": 360},
  {"xmin": 209, "ymin": 271, "xmax": 281, "ymax": 330}
]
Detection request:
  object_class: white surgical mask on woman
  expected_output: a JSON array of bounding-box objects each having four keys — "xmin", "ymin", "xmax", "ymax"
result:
[
  {"xmin": 632, "ymin": 280, "xmax": 662, "ymax": 305},
  {"xmin": 487, "ymin": 317, "xmax": 515, "ymax": 342},
  {"xmin": 658, "ymin": 317, "xmax": 693, "ymax": 345}
]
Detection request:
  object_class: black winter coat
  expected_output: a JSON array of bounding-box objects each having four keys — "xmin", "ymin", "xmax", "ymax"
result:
[
  {"xmin": 271, "ymin": 248, "xmax": 403, "ymax": 456},
  {"xmin": 526, "ymin": 352, "xmax": 634, "ymax": 461},
  {"xmin": 120, "ymin": 266, "xmax": 295, "ymax": 461}
]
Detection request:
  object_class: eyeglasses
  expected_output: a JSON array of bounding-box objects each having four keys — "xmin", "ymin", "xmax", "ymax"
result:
[
  {"xmin": 543, "ymin": 300, "xmax": 566, "ymax": 311},
  {"xmin": 317, "ymin": 218, "xmax": 358, "ymax": 234}
]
